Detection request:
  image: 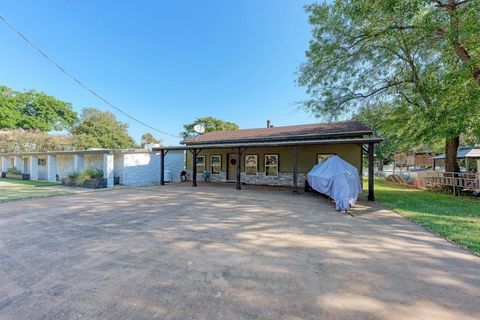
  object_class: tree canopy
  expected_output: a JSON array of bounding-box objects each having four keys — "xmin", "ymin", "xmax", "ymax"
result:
[
  {"xmin": 298, "ymin": 0, "xmax": 480, "ymax": 172},
  {"xmin": 71, "ymin": 108, "xmax": 137, "ymax": 149},
  {"xmin": 141, "ymin": 132, "xmax": 162, "ymax": 147},
  {"xmin": 183, "ymin": 116, "xmax": 239, "ymax": 137},
  {"xmin": 0, "ymin": 85, "xmax": 77, "ymax": 131}
]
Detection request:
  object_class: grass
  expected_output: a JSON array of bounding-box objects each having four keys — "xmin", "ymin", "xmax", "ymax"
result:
[
  {"xmin": 371, "ymin": 177, "xmax": 480, "ymax": 254},
  {"xmin": 0, "ymin": 178, "xmax": 70, "ymax": 203}
]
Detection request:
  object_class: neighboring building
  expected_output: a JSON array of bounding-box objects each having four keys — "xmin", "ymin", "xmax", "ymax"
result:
[
  {"xmin": 154, "ymin": 120, "xmax": 382, "ymax": 200},
  {"xmin": 394, "ymin": 148, "xmax": 435, "ymax": 170},
  {"xmin": 0, "ymin": 149, "xmax": 184, "ymax": 187},
  {"xmin": 432, "ymin": 147, "xmax": 480, "ymax": 172}
]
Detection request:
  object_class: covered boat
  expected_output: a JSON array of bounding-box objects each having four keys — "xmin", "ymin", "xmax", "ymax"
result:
[{"xmin": 307, "ymin": 155, "xmax": 362, "ymax": 211}]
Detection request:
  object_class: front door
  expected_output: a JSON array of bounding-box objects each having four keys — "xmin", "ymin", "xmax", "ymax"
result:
[{"xmin": 227, "ymin": 153, "xmax": 237, "ymax": 181}]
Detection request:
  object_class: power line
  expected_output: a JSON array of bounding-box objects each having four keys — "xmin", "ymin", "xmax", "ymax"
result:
[{"xmin": 0, "ymin": 14, "xmax": 179, "ymax": 139}]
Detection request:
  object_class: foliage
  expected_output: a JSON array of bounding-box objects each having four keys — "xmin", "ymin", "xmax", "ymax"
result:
[
  {"xmin": 0, "ymin": 130, "xmax": 75, "ymax": 153},
  {"xmin": 7, "ymin": 166, "xmax": 21, "ymax": 175},
  {"xmin": 70, "ymin": 108, "xmax": 137, "ymax": 149},
  {"xmin": 68, "ymin": 168, "xmax": 103, "ymax": 184},
  {"xmin": 298, "ymin": 0, "xmax": 480, "ymax": 171},
  {"xmin": 141, "ymin": 132, "xmax": 162, "ymax": 147},
  {"xmin": 80, "ymin": 167, "xmax": 104, "ymax": 179},
  {"xmin": 0, "ymin": 85, "xmax": 77, "ymax": 131},
  {"xmin": 183, "ymin": 116, "xmax": 239, "ymax": 138},
  {"xmin": 372, "ymin": 177, "xmax": 480, "ymax": 254}
]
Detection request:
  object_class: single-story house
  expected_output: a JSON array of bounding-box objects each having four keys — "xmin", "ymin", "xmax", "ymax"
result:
[
  {"xmin": 154, "ymin": 120, "xmax": 382, "ymax": 200},
  {"xmin": 0, "ymin": 149, "xmax": 184, "ymax": 187}
]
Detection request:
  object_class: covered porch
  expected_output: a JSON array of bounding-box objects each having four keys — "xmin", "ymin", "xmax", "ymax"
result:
[{"xmin": 154, "ymin": 137, "xmax": 382, "ymax": 201}]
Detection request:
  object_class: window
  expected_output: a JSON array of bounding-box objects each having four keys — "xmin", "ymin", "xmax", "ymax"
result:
[
  {"xmin": 38, "ymin": 158, "xmax": 47, "ymax": 166},
  {"xmin": 265, "ymin": 154, "xmax": 278, "ymax": 176},
  {"xmin": 245, "ymin": 155, "xmax": 258, "ymax": 175},
  {"xmin": 317, "ymin": 153, "xmax": 335, "ymax": 164},
  {"xmin": 196, "ymin": 155, "xmax": 205, "ymax": 173},
  {"xmin": 211, "ymin": 155, "xmax": 221, "ymax": 174}
]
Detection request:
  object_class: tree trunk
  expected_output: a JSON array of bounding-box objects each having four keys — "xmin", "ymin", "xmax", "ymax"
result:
[
  {"xmin": 445, "ymin": 136, "xmax": 460, "ymax": 173},
  {"xmin": 377, "ymin": 157, "xmax": 384, "ymax": 172}
]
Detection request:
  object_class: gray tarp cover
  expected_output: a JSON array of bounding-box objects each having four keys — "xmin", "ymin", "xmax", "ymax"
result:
[{"xmin": 307, "ymin": 156, "xmax": 362, "ymax": 211}]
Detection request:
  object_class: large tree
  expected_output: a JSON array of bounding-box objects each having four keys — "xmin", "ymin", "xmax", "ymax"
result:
[
  {"xmin": 298, "ymin": 0, "xmax": 480, "ymax": 172},
  {"xmin": 183, "ymin": 116, "xmax": 239, "ymax": 137},
  {"xmin": 0, "ymin": 85, "xmax": 77, "ymax": 131},
  {"xmin": 71, "ymin": 108, "xmax": 137, "ymax": 149}
]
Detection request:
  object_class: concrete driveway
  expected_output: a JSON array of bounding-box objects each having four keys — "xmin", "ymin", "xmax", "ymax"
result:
[{"xmin": 0, "ymin": 184, "xmax": 479, "ymax": 320}]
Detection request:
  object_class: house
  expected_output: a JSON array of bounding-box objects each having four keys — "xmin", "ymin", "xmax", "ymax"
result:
[
  {"xmin": 0, "ymin": 149, "xmax": 184, "ymax": 187},
  {"xmin": 154, "ymin": 120, "xmax": 382, "ymax": 200}
]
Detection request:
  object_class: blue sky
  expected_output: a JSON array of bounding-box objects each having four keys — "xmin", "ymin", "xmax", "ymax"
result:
[{"xmin": 1, "ymin": 1, "xmax": 315, "ymax": 145}]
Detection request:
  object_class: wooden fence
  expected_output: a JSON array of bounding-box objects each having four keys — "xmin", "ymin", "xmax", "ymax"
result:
[{"xmin": 424, "ymin": 171, "xmax": 480, "ymax": 195}]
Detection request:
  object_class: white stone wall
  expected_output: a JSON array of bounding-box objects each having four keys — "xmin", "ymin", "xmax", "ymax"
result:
[
  {"xmin": 57, "ymin": 155, "xmax": 75, "ymax": 179},
  {"xmin": 84, "ymin": 154, "xmax": 104, "ymax": 171},
  {"xmin": 164, "ymin": 150, "xmax": 184, "ymax": 183},
  {"xmin": 120, "ymin": 153, "xmax": 160, "ymax": 186}
]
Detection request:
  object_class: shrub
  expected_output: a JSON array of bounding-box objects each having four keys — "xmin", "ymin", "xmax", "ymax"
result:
[
  {"xmin": 7, "ymin": 166, "xmax": 21, "ymax": 175},
  {"xmin": 80, "ymin": 168, "xmax": 104, "ymax": 180}
]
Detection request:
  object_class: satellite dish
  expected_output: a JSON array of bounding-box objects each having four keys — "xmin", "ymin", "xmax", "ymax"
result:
[{"xmin": 193, "ymin": 124, "xmax": 206, "ymax": 134}]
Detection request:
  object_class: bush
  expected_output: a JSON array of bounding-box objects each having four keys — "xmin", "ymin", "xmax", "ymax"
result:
[
  {"xmin": 68, "ymin": 168, "xmax": 103, "ymax": 184},
  {"xmin": 7, "ymin": 166, "xmax": 21, "ymax": 175},
  {"xmin": 80, "ymin": 167, "xmax": 104, "ymax": 180}
]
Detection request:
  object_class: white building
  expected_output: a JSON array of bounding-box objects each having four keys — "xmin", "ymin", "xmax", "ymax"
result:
[{"xmin": 0, "ymin": 149, "xmax": 184, "ymax": 188}]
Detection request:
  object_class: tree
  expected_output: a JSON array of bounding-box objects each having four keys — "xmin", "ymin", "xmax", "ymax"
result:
[
  {"xmin": 0, "ymin": 85, "xmax": 77, "ymax": 131},
  {"xmin": 71, "ymin": 108, "xmax": 137, "ymax": 149},
  {"xmin": 183, "ymin": 117, "xmax": 239, "ymax": 137},
  {"xmin": 141, "ymin": 132, "xmax": 162, "ymax": 147},
  {"xmin": 297, "ymin": 0, "xmax": 480, "ymax": 173},
  {"xmin": 353, "ymin": 104, "xmax": 397, "ymax": 171}
]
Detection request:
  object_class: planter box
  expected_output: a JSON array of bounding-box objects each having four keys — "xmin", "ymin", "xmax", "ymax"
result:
[
  {"xmin": 6, "ymin": 173, "xmax": 30, "ymax": 180},
  {"xmin": 61, "ymin": 178, "xmax": 108, "ymax": 189},
  {"xmin": 114, "ymin": 177, "xmax": 120, "ymax": 185},
  {"xmin": 1, "ymin": 172, "xmax": 5, "ymax": 178}
]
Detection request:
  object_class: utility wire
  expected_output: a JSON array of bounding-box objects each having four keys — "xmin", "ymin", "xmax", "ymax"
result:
[{"xmin": 0, "ymin": 14, "xmax": 179, "ymax": 138}]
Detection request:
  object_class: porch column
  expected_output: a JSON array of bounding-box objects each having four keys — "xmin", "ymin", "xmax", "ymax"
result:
[
  {"xmin": 192, "ymin": 149, "xmax": 197, "ymax": 187},
  {"xmin": 477, "ymin": 159, "xmax": 480, "ymax": 177},
  {"xmin": 73, "ymin": 154, "xmax": 84, "ymax": 173},
  {"xmin": 368, "ymin": 142, "xmax": 375, "ymax": 201},
  {"xmin": 29, "ymin": 156, "xmax": 39, "ymax": 180},
  {"xmin": 292, "ymin": 146, "xmax": 299, "ymax": 193},
  {"xmin": 236, "ymin": 148, "xmax": 241, "ymax": 190},
  {"xmin": 103, "ymin": 154, "xmax": 114, "ymax": 188},
  {"xmin": 1, "ymin": 156, "xmax": 9, "ymax": 173},
  {"xmin": 47, "ymin": 155, "xmax": 57, "ymax": 182},
  {"xmin": 160, "ymin": 149, "xmax": 167, "ymax": 185},
  {"xmin": 14, "ymin": 156, "xmax": 23, "ymax": 172}
]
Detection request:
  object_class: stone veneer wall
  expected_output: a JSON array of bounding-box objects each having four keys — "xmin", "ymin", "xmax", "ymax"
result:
[{"xmin": 189, "ymin": 170, "xmax": 307, "ymax": 187}]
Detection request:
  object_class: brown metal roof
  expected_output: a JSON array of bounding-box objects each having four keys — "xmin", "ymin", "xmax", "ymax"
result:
[{"xmin": 184, "ymin": 120, "xmax": 372, "ymax": 145}]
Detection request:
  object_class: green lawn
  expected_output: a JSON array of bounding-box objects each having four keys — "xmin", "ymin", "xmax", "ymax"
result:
[
  {"xmin": 0, "ymin": 178, "xmax": 71, "ymax": 202},
  {"xmin": 371, "ymin": 178, "xmax": 480, "ymax": 254}
]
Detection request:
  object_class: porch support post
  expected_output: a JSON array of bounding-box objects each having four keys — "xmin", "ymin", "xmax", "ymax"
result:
[
  {"xmin": 29, "ymin": 156, "xmax": 39, "ymax": 180},
  {"xmin": 236, "ymin": 147, "xmax": 241, "ymax": 190},
  {"xmin": 465, "ymin": 157, "xmax": 470, "ymax": 173},
  {"xmin": 73, "ymin": 154, "xmax": 84, "ymax": 173},
  {"xmin": 192, "ymin": 149, "xmax": 197, "ymax": 187},
  {"xmin": 292, "ymin": 146, "xmax": 299, "ymax": 193},
  {"xmin": 47, "ymin": 155, "xmax": 57, "ymax": 182},
  {"xmin": 14, "ymin": 156, "xmax": 23, "ymax": 172},
  {"xmin": 368, "ymin": 142, "xmax": 375, "ymax": 201},
  {"xmin": 160, "ymin": 149, "xmax": 165, "ymax": 185},
  {"xmin": 103, "ymin": 153, "xmax": 114, "ymax": 188}
]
